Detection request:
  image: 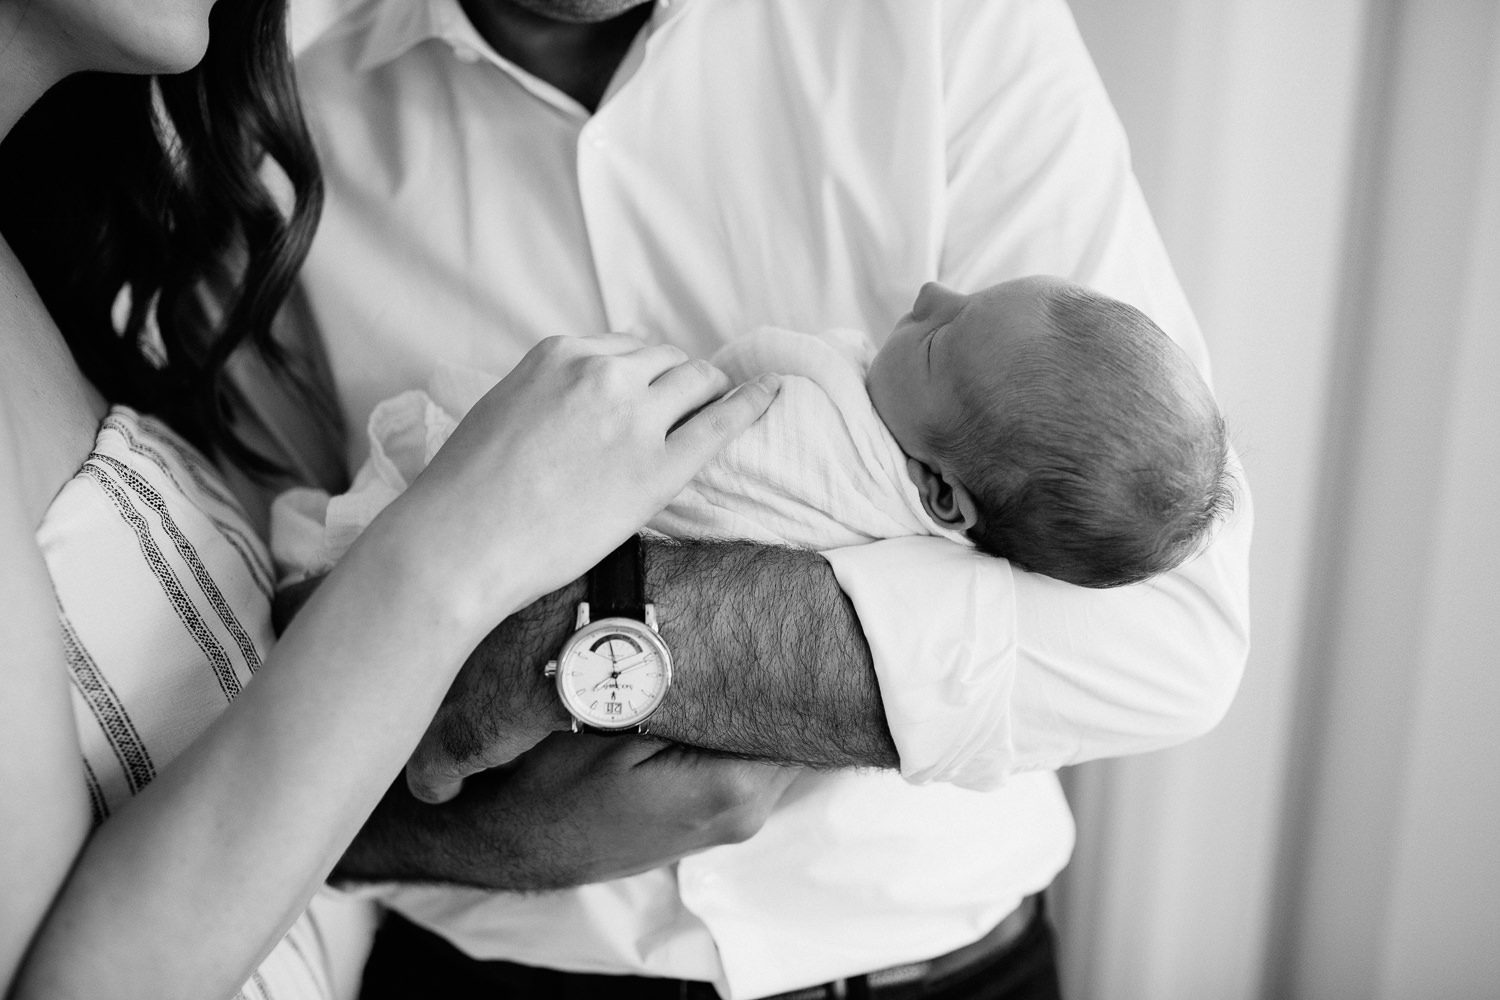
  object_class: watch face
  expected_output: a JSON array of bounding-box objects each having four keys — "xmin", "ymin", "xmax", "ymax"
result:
[{"xmin": 554, "ymin": 617, "xmax": 672, "ymax": 730}]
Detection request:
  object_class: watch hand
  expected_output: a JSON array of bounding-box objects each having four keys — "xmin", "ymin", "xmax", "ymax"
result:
[
  {"xmin": 576, "ymin": 648, "xmax": 611, "ymax": 668},
  {"xmin": 613, "ymin": 650, "xmax": 655, "ymax": 675}
]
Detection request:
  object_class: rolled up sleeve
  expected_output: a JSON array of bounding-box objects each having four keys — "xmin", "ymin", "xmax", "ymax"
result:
[{"xmin": 823, "ymin": 486, "xmax": 1250, "ymax": 790}]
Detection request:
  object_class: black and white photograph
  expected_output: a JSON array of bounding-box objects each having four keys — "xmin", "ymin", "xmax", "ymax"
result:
[{"xmin": 1, "ymin": 1, "xmax": 1494, "ymax": 998}]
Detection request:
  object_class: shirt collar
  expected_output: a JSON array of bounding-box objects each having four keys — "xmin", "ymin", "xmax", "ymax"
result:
[
  {"xmin": 350, "ymin": 0, "xmax": 690, "ymax": 74},
  {"xmin": 350, "ymin": 0, "xmax": 453, "ymax": 73}
]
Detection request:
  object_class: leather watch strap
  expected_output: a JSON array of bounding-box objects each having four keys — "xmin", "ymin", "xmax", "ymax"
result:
[{"xmin": 588, "ymin": 535, "xmax": 646, "ymax": 621}]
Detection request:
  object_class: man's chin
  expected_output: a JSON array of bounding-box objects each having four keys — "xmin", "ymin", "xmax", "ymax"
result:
[{"xmin": 500, "ymin": 0, "xmax": 654, "ymax": 24}]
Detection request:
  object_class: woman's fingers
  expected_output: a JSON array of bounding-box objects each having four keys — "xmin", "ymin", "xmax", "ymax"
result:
[
  {"xmin": 510, "ymin": 333, "xmax": 651, "ymax": 377},
  {"xmin": 572, "ymin": 332, "xmax": 652, "ymax": 355},
  {"xmin": 405, "ymin": 335, "xmax": 780, "ymax": 616},
  {"xmin": 664, "ymin": 374, "xmax": 781, "ymax": 473},
  {"xmin": 574, "ymin": 336, "xmax": 690, "ymax": 374},
  {"xmin": 632, "ymin": 343, "xmax": 693, "ymax": 381},
  {"xmin": 647, "ymin": 357, "xmax": 734, "ymax": 422},
  {"xmin": 539, "ymin": 337, "xmax": 698, "ymax": 398}
]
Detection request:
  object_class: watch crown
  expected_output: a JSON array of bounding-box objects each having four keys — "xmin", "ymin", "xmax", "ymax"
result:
[{"xmin": 544, "ymin": 659, "xmax": 558, "ymax": 678}]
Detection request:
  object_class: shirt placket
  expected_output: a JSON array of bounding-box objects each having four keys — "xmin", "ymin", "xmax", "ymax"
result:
[
  {"xmin": 434, "ymin": 0, "xmax": 687, "ymax": 343},
  {"xmin": 574, "ymin": 8, "xmax": 680, "ymax": 342}
]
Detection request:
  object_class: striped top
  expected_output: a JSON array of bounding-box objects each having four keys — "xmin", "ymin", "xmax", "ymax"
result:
[{"xmin": 35, "ymin": 406, "xmax": 350, "ymax": 1000}]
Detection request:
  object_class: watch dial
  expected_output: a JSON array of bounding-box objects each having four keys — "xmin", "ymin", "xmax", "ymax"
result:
[{"xmin": 558, "ymin": 622, "xmax": 670, "ymax": 728}]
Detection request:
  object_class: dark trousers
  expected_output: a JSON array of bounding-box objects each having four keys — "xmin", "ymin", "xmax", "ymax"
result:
[{"xmin": 358, "ymin": 900, "xmax": 1063, "ymax": 1000}]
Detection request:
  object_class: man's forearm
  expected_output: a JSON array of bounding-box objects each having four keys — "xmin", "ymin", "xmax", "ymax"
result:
[
  {"xmin": 475, "ymin": 538, "xmax": 898, "ymax": 769},
  {"xmin": 647, "ymin": 540, "xmax": 896, "ymax": 767}
]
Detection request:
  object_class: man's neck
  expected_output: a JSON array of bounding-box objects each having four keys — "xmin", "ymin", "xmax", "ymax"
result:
[{"xmin": 459, "ymin": 1, "xmax": 654, "ymax": 111}]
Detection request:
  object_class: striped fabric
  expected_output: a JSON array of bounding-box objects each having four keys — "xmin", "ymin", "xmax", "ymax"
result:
[{"xmin": 35, "ymin": 406, "xmax": 344, "ymax": 1000}]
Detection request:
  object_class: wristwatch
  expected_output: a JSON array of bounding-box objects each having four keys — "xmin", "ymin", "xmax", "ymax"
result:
[{"xmin": 545, "ymin": 535, "xmax": 673, "ymax": 733}]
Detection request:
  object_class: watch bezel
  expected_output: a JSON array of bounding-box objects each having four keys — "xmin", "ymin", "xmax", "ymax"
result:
[{"xmin": 553, "ymin": 615, "xmax": 673, "ymax": 731}]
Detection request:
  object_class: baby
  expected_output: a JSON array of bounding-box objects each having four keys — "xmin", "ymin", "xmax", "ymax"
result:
[
  {"xmin": 272, "ymin": 276, "xmax": 1233, "ymax": 590},
  {"xmin": 866, "ymin": 275, "xmax": 1232, "ymax": 586}
]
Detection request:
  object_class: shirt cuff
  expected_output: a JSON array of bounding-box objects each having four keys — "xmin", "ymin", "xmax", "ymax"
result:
[{"xmin": 821, "ymin": 536, "xmax": 1019, "ymax": 790}]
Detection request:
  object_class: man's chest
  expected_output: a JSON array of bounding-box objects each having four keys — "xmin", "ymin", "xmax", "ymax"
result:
[{"xmin": 298, "ymin": 18, "xmax": 947, "ymax": 431}]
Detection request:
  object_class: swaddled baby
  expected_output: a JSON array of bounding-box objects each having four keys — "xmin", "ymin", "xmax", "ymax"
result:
[{"xmin": 273, "ymin": 276, "xmax": 1233, "ymax": 589}]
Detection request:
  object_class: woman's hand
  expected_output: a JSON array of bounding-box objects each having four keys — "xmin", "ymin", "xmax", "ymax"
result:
[{"xmin": 373, "ymin": 333, "xmax": 779, "ymax": 630}]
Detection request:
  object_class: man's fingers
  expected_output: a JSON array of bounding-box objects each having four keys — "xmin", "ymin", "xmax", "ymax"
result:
[
  {"xmin": 650, "ymin": 745, "xmax": 800, "ymax": 792},
  {"xmin": 405, "ymin": 726, "xmax": 478, "ymax": 802},
  {"xmin": 407, "ymin": 772, "xmax": 465, "ymax": 805},
  {"xmin": 664, "ymin": 374, "xmax": 780, "ymax": 468},
  {"xmin": 406, "ymin": 727, "xmax": 535, "ymax": 805},
  {"xmin": 570, "ymin": 733, "xmax": 675, "ymax": 769},
  {"xmin": 629, "ymin": 748, "xmax": 802, "ymax": 845}
]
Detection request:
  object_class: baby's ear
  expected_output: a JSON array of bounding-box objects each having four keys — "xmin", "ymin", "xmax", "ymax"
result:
[{"xmin": 906, "ymin": 457, "xmax": 979, "ymax": 532}]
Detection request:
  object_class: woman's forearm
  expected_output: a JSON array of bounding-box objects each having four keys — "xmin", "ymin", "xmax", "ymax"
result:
[{"xmin": 11, "ymin": 518, "xmax": 504, "ymax": 1000}]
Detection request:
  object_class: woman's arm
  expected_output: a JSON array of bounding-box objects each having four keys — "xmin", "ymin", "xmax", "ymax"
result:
[
  {"xmin": 0, "ymin": 416, "xmax": 94, "ymax": 993},
  {"xmin": 5, "ymin": 335, "xmax": 777, "ymax": 1000}
]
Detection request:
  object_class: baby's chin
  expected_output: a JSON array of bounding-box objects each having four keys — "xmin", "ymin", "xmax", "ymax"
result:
[{"xmin": 868, "ymin": 397, "xmax": 927, "ymax": 470}]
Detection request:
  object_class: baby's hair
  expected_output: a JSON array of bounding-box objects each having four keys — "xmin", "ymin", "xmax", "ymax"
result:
[{"xmin": 936, "ymin": 283, "xmax": 1235, "ymax": 587}]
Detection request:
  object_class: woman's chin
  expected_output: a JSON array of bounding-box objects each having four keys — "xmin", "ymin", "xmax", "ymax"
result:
[{"xmin": 99, "ymin": 17, "xmax": 214, "ymax": 77}]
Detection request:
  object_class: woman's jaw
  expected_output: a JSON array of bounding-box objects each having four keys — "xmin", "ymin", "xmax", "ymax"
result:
[{"xmin": 0, "ymin": 0, "xmax": 219, "ymax": 103}]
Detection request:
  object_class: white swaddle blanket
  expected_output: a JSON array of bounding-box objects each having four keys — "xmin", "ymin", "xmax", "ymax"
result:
[{"xmin": 271, "ymin": 326, "xmax": 969, "ymax": 584}]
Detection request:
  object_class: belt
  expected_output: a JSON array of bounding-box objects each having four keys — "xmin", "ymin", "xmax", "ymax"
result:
[
  {"xmin": 767, "ymin": 894, "xmax": 1043, "ymax": 1000},
  {"xmin": 360, "ymin": 895, "xmax": 1045, "ymax": 1000}
]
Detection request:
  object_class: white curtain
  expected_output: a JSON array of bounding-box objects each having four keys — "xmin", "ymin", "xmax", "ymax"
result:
[{"xmin": 1055, "ymin": 2, "xmax": 1500, "ymax": 997}]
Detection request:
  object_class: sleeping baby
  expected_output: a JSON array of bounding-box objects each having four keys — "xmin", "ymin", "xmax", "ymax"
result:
[{"xmin": 272, "ymin": 276, "xmax": 1234, "ymax": 590}]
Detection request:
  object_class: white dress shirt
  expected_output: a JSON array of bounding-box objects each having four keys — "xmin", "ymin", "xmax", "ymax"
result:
[{"xmin": 292, "ymin": 1, "xmax": 1252, "ymax": 996}]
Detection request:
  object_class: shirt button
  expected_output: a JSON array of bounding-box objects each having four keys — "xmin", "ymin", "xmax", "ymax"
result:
[
  {"xmin": 588, "ymin": 132, "xmax": 610, "ymax": 150},
  {"xmin": 452, "ymin": 44, "xmax": 481, "ymax": 63}
]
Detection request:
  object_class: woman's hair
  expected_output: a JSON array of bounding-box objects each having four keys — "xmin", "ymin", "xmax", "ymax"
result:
[{"xmin": 0, "ymin": 0, "xmax": 324, "ymax": 473}]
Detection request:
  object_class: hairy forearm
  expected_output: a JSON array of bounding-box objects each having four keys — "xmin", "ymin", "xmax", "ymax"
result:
[
  {"xmin": 647, "ymin": 540, "xmax": 896, "ymax": 767},
  {"xmin": 333, "ymin": 539, "xmax": 895, "ymax": 887},
  {"xmin": 483, "ymin": 539, "xmax": 898, "ymax": 769}
]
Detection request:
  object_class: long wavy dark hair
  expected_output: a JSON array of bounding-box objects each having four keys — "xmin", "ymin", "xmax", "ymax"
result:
[{"xmin": 0, "ymin": 0, "xmax": 325, "ymax": 474}]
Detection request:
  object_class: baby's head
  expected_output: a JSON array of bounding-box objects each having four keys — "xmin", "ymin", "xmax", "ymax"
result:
[{"xmin": 867, "ymin": 276, "xmax": 1233, "ymax": 588}]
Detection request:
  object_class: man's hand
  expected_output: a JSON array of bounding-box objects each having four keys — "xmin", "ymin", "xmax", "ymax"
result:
[
  {"xmin": 405, "ymin": 580, "xmax": 581, "ymax": 803},
  {"xmin": 277, "ymin": 571, "xmax": 578, "ymax": 805},
  {"xmin": 342, "ymin": 734, "xmax": 799, "ymax": 890}
]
